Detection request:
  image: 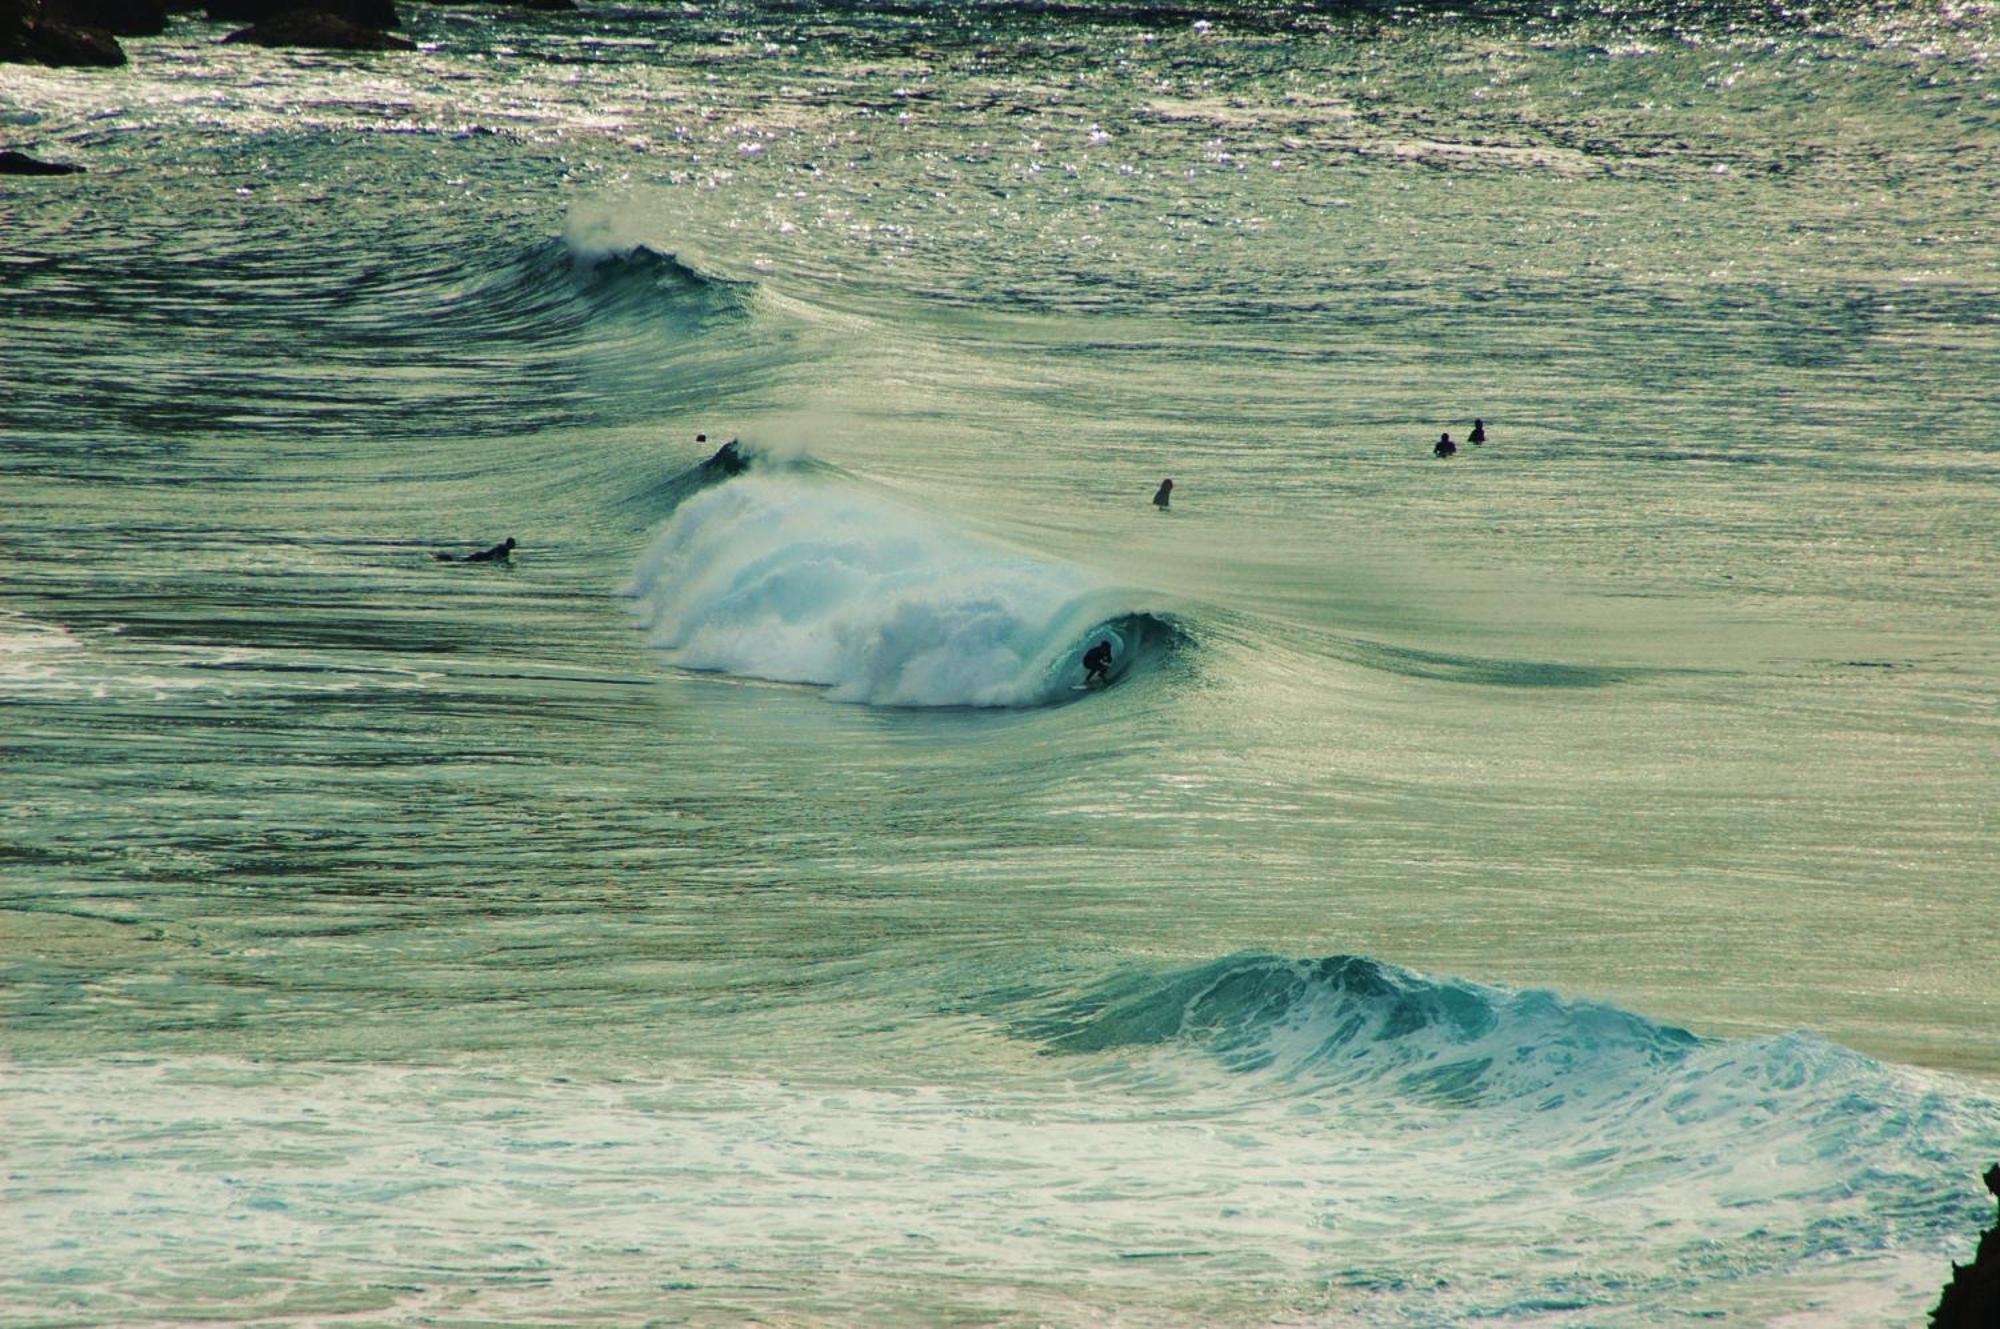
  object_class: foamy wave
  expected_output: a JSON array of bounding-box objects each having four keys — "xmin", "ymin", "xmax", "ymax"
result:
[
  {"xmin": 0, "ymin": 615, "xmax": 83, "ymax": 691},
  {"xmin": 625, "ymin": 470, "xmax": 1170, "ymax": 707},
  {"xmin": 1023, "ymin": 953, "xmax": 1699, "ymax": 1100},
  {"xmin": 560, "ymin": 205, "xmax": 739, "ymax": 292},
  {"xmin": 1017, "ymin": 954, "xmax": 1995, "ymax": 1162}
]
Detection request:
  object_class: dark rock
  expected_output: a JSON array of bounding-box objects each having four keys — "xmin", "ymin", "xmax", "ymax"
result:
[
  {"xmin": 207, "ymin": 0, "xmax": 397, "ymax": 29},
  {"xmin": 0, "ymin": 0, "xmax": 31, "ymax": 47},
  {"xmin": 40, "ymin": 0, "xmax": 165, "ymax": 35},
  {"xmin": 1932, "ymin": 1164, "xmax": 2000, "ymax": 1328},
  {"xmin": 3, "ymin": 0, "xmax": 128, "ymax": 64},
  {"xmin": 11, "ymin": 19, "xmax": 128, "ymax": 64},
  {"xmin": 221, "ymin": 10, "xmax": 413, "ymax": 46},
  {"xmin": 0, "ymin": 148, "xmax": 85, "ymax": 174}
]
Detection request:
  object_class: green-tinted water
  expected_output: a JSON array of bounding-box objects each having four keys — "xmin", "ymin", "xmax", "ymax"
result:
[{"xmin": 3, "ymin": 2, "xmax": 1996, "ymax": 1322}]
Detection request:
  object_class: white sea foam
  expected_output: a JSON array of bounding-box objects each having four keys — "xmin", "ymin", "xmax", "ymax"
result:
[
  {"xmin": 4, "ymin": 1030, "xmax": 1988, "ymax": 1327},
  {"xmin": 626, "ymin": 471, "xmax": 1155, "ymax": 707},
  {"xmin": 0, "ymin": 614, "xmax": 81, "ymax": 681}
]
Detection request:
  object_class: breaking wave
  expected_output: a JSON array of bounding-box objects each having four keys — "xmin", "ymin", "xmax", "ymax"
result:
[
  {"xmin": 625, "ymin": 462, "xmax": 1181, "ymax": 707},
  {"xmin": 1014, "ymin": 952, "xmax": 1994, "ymax": 1168}
]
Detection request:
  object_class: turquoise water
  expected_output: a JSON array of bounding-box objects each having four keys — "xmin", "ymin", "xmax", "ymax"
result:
[{"xmin": 3, "ymin": 2, "xmax": 1998, "ymax": 1322}]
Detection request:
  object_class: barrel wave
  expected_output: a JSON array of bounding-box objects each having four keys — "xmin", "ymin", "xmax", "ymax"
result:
[{"xmin": 626, "ymin": 462, "xmax": 1179, "ymax": 707}]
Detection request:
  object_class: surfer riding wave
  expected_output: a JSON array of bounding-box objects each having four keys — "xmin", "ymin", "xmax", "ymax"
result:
[{"xmin": 625, "ymin": 465, "xmax": 1183, "ymax": 707}]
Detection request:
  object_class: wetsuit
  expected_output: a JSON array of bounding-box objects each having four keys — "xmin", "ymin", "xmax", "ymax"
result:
[{"xmin": 462, "ymin": 538, "xmax": 516, "ymax": 562}]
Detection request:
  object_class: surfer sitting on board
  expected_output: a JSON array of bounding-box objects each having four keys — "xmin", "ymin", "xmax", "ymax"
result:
[
  {"xmin": 1082, "ymin": 640, "xmax": 1114, "ymax": 686},
  {"xmin": 1153, "ymin": 478, "xmax": 1173, "ymax": 509},
  {"xmin": 1433, "ymin": 432, "xmax": 1457, "ymax": 459}
]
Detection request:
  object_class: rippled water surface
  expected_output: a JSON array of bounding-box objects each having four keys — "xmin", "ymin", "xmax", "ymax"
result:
[{"xmin": 3, "ymin": 1, "xmax": 1998, "ymax": 1323}]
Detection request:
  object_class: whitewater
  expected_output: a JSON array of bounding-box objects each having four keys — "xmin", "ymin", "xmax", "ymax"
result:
[
  {"xmin": 3, "ymin": 1, "xmax": 1997, "ymax": 1324},
  {"xmin": 626, "ymin": 455, "xmax": 1177, "ymax": 705}
]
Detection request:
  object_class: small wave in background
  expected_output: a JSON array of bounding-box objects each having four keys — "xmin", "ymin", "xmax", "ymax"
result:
[
  {"xmin": 625, "ymin": 457, "xmax": 1180, "ymax": 707},
  {"xmin": 1011, "ymin": 952, "xmax": 1988, "ymax": 1144},
  {"xmin": 425, "ymin": 232, "xmax": 745, "ymax": 355},
  {"xmin": 1, "ymin": 199, "xmax": 751, "ymax": 449}
]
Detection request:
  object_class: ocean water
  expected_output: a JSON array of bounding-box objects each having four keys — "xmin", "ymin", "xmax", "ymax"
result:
[{"xmin": 3, "ymin": 1, "xmax": 1997, "ymax": 1323}]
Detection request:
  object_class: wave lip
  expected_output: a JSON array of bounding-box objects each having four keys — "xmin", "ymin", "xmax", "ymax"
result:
[
  {"xmin": 626, "ymin": 469, "xmax": 1171, "ymax": 707},
  {"xmin": 430, "ymin": 235, "xmax": 745, "ymax": 347},
  {"xmin": 1009, "ymin": 951, "xmax": 2000, "ymax": 1264},
  {"xmin": 1022, "ymin": 952, "xmax": 1707, "ymax": 1105},
  {"xmin": 1017, "ymin": 952, "xmax": 1996, "ymax": 1155}
]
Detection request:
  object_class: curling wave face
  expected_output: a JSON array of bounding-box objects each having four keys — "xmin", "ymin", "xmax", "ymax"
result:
[
  {"xmin": 626, "ymin": 467, "xmax": 1174, "ymax": 707},
  {"xmin": 438, "ymin": 235, "xmax": 746, "ymax": 349},
  {"xmin": 1012, "ymin": 953, "xmax": 1994, "ymax": 1218}
]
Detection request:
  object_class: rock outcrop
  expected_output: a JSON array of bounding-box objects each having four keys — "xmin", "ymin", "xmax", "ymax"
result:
[
  {"xmin": 1932, "ymin": 1164, "xmax": 2000, "ymax": 1328},
  {"xmin": 38, "ymin": 0, "xmax": 163, "ymax": 35},
  {"xmin": 220, "ymin": 9, "xmax": 412, "ymax": 48},
  {"xmin": 414, "ymin": 0, "xmax": 577, "ymax": 10},
  {"xmin": 207, "ymin": 0, "xmax": 395, "ymax": 28},
  {"xmin": 1, "ymin": 0, "xmax": 129, "ymax": 65}
]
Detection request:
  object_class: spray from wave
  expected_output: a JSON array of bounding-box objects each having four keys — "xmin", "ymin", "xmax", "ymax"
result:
[
  {"xmin": 411, "ymin": 229, "xmax": 746, "ymax": 356},
  {"xmin": 625, "ymin": 460, "xmax": 1176, "ymax": 707}
]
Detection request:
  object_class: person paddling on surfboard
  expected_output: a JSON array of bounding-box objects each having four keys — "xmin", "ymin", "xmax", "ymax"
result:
[
  {"xmin": 437, "ymin": 537, "xmax": 516, "ymax": 563},
  {"xmin": 1082, "ymin": 640, "xmax": 1113, "ymax": 686}
]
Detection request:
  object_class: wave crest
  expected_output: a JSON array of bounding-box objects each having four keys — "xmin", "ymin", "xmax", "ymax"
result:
[
  {"xmin": 1021, "ymin": 952, "xmax": 1706, "ymax": 1105},
  {"xmin": 434, "ymin": 236, "xmax": 744, "ymax": 342},
  {"xmin": 625, "ymin": 469, "xmax": 1175, "ymax": 707}
]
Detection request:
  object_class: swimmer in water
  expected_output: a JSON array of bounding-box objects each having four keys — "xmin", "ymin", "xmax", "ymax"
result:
[
  {"xmin": 436, "ymin": 537, "xmax": 516, "ymax": 563},
  {"xmin": 1433, "ymin": 432, "xmax": 1457, "ymax": 459},
  {"xmin": 1469, "ymin": 418, "xmax": 1486, "ymax": 446},
  {"xmin": 1153, "ymin": 478, "xmax": 1173, "ymax": 509},
  {"xmin": 1082, "ymin": 639, "xmax": 1113, "ymax": 685}
]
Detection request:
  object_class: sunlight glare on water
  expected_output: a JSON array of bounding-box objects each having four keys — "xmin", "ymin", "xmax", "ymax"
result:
[{"xmin": 2, "ymin": 1, "xmax": 1996, "ymax": 1323}]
